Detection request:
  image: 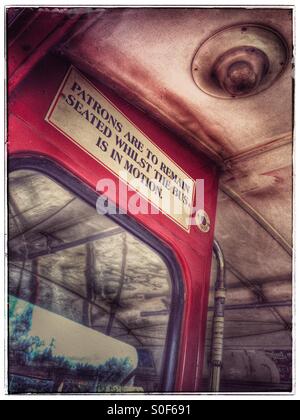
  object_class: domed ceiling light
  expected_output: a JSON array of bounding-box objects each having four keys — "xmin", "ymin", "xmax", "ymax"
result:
[{"xmin": 192, "ymin": 24, "xmax": 290, "ymax": 99}]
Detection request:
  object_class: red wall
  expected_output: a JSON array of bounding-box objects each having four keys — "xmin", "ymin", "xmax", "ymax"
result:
[{"xmin": 8, "ymin": 52, "xmax": 219, "ymax": 392}]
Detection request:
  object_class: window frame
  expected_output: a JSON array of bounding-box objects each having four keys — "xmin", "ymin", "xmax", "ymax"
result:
[{"xmin": 8, "ymin": 155, "xmax": 185, "ymax": 393}]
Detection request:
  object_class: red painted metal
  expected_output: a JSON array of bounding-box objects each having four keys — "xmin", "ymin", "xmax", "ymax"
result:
[
  {"xmin": 7, "ymin": 11, "xmax": 219, "ymax": 392},
  {"xmin": 8, "ymin": 9, "xmax": 82, "ymax": 95}
]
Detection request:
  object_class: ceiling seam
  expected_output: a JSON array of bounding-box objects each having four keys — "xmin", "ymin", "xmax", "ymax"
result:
[
  {"xmin": 220, "ymin": 183, "xmax": 293, "ymax": 256},
  {"xmin": 225, "ymin": 261, "xmax": 292, "ymax": 331},
  {"xmin": 223, "ymin": 132, "xmax": 292, "ymax": 165}
]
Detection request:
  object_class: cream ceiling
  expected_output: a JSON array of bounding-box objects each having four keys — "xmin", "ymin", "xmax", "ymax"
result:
[{"xmin": 60, "ymin": 8, "xmax": 293, "ymax": 161}]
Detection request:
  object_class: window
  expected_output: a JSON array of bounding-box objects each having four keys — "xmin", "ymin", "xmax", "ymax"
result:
[{"xmin": 8, "ymin": 167, "xmax": 180, "ymax": 393}]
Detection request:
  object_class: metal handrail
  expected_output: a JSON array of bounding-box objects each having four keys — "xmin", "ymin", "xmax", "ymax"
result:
[{"xmin": 209, "ymin": 239, "xmax": 226, "ymax": 393}]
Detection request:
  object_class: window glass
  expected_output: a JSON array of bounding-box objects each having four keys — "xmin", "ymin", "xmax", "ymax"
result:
[{"xmin": 8, "ymin": 170, "xmax": 172, "ymax": 393}]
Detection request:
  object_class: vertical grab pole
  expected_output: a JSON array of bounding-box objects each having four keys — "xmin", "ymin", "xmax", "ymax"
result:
[{"xmin": 209, "ymin": 239, "xmax": 226, "ymax": 393}]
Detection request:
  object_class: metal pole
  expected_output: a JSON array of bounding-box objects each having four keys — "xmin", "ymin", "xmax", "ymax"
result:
[{"xmin": 209, "ymin": 239, "xmax": 226, "ymax": 393}]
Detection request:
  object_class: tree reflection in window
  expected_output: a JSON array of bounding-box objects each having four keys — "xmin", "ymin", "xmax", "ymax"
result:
[{"xmin": 8, "ymin": 170, "xmax": 172, "ymax": 393}]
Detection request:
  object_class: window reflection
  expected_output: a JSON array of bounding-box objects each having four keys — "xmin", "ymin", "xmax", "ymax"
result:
[
  {"xmin": 9, "ymin": 295, "xmax": 137, "ymax": 393},
  {"xmin": 9, "ymin": 170, "xmax": 172, "ymax": 393}
]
